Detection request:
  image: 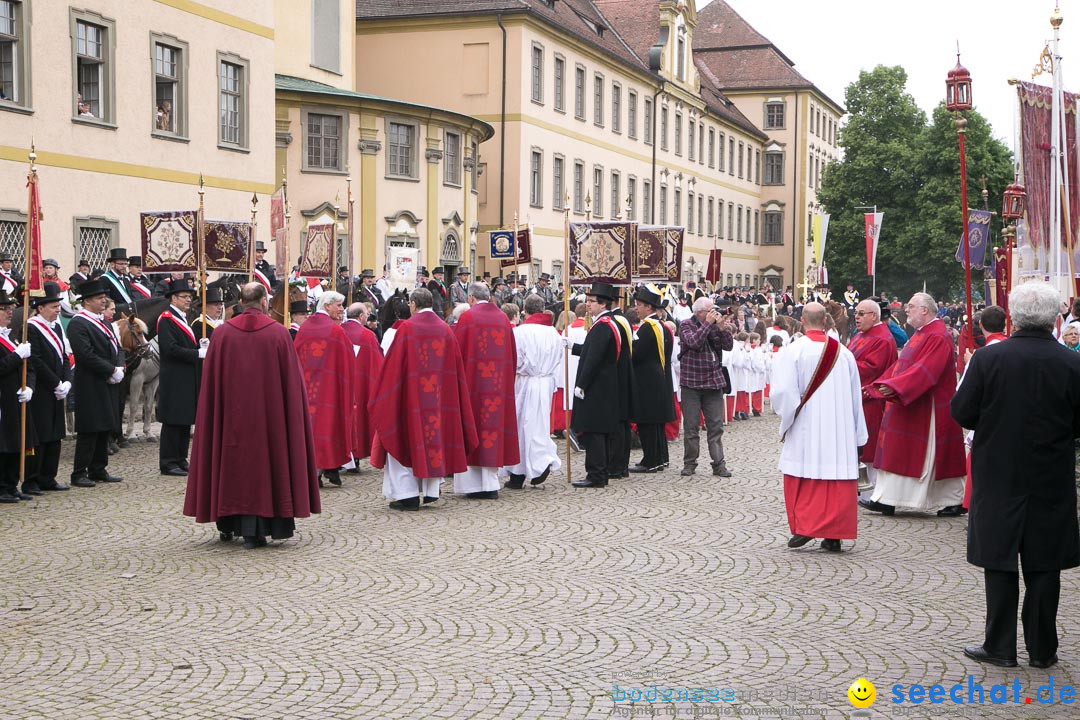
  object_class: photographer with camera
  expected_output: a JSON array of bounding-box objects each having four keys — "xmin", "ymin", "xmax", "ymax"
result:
[{"xmin": 677, "ymin": 297, "xmax": 734, "ymax": 478}]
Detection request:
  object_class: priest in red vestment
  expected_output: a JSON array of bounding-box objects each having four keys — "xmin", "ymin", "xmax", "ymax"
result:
[
  {"xmin": 863, "ymin": 293, "xmax": 966, "ymax": 515},
  {"xmin": 341, "ymin": 303, "xmax": 384, "ymax": 464},
  {"xmin": 370, "ymin": 287, "xmax": 478, "ymax": 510},
  {"xmin": 847, "ymin": 299, "xmax": 898, "ymax": 496},
  {"xmin": 294, "ymin": 291, "xmax": 354, "ymax": 487},
  {"xmin": 452, "ymin": 282, "xmax": 519, "ymax": 498},
  {"xmin": 183, "ymin": 283, "xmax": 319, "ymax": 549}
]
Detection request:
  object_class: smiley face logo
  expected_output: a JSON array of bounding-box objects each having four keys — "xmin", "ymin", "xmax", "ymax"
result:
[{"xmin": 847, "ymin": 678, "xmax": 876, "ymax": 708}]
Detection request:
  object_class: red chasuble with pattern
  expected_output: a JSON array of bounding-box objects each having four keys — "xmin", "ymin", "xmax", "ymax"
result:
[
  {"xmin": 341, "ymin": 319, "xmax": 383, "ymax": 460},
  {"xmin": 454, "ymin": 302, "xmax": 521, "ymax": 468},
  {"xmin": 369, "ymin": 311, "xmax": 477, "ymax": 477},
  {"xmin": 847, "ymin": 321, "xmax": 898, "ymax": 463},
  {"xmin": 871, "ymin": 318, "xmax": 966, "ymax": 480},
  {"xmin": 294, "ymin": 312, "xmax": 355, "ymax": 469}
]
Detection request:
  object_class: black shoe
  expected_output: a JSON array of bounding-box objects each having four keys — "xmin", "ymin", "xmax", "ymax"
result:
[
  {"xmin": 38, "ymin": 481, "xmax": 70, "ymax": 491},
  {"xmin": 937, "ymin": 505, "xmax": 967, "ymax": 517},
  {"xmin": 530, "ymin": 466, "xmax": 552, "ymax": 486},
  {"xmin": 787, "ymin": 534, "xmax": 814, "ymax": 548},
  {"xmin": 1030, "ymin": 654, "xmax": 1059, "ymax": 669},
  {"xmin": 21, "ymin": 482, "xmax": 44, "ymax": 496},
  {"xmin": 117, "ymin": 437, "xmax": 131, "ymax": 449},
  {"xmin": 629, "ymin": 464, "xmax": 659, "ymax": 474},
  {"xmin": 91, "ymin": 474, "xmax": 122, "ymax": 483},
  {"xmin": 858, "ymin": 498, "xmax": 895, "ymax": 516},
  {"xmin": 346, "ymin": 467, "xmax": 362, "ymax": 475},
  {"xmin": 160, "ymin": 466, "xmax": 187, "ymax": 476},
  {"xmin": 422, "ymin": 496, "xmax": 439, "ymax": 504},
  {"xmin": 963, "ymin": 645, "xmax": 1017, "ymax": 667},
  {"xmin": 552, "ymin": 430, "xmax": 565, "ymax": 439},
  {"xmin": 242, "ymin": 537, "xmax": 259, "ymax": 550},
  {"xmin": 107, "ymin": 442, "xmax": 118, "ymax": 455},
  {"xmin": 322, "ymin": 469, "xmax": 342, "ymax": 487},
  {"xmin": 505, "ymin": 474, "xmax": 525, "ymax": 490},
  {"xmin": 571, "ymin": 480, "xmax": 608, "ymax": 488},
  {"xmin": 0, "ymin": 492, "xmax": 19, "ymax": 503},
  {"xmin": 465, "ymin": 490, "xmax": 499, "ymax": 500},
  {"xmin": 821, "ymin": 539, "xmax": 842, "ymax": 552},
  {"xmin": 712, "ymin": 465, "xmax": 733, "ymax": 478},
  {"xmin": 219, "ymin": 531, "xmax": 234, "ymax": 542},
  {"xmin": 16, "ymin": 492, "xmax": 34, "ymax": 500},
  {"xmin": 180, "ymin": 460, "xmax": 190, "ymax": 472},
  {"xmin": 71, "ymin": 477, "xmax": 96, "ymax": 488},
  {"xmin": 680, "ymin": 466, "xmax": 696, "ymax": 477},
  {"xmin": 752, "ymin": 410, "xmax": 761, "ymax": 417},
  {"xmin": 389, "ymin": 497, "xmax": 421, "ymax": 511}
]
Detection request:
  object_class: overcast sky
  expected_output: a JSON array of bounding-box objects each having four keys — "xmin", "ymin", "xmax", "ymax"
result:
[{"xmin": 706, "ymin": 0, "xmax": 1073, "ymax": 156}]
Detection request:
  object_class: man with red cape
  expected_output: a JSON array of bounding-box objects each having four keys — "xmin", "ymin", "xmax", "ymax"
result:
[
  {"xmin": 863, "ymin": 292, "xmax": 966, "ymax": 516},
  {"xmin": 183, "ymin": 283, "xmax": 319, "ymax": 549},
  {"xmin": 847, "ymin": 299, "xmax": 898, "ymax": 498},
  {"xmin": 294, "ymin": 291, "xmax": 354, "ymax": 487},
  {"xmin": 453, "ymin": 282, "xmax": 519, "ymax": 498},
  {"xmin": 341, "ymin": 302, "xmax": 384, "ymax": 465},
  {"xmin": 370, "ymin": 287, "xmax": 477, "ymax": 510}
]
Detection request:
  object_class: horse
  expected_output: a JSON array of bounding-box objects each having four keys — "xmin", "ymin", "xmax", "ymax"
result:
[
  {"xmin": 824, "ymin": 300, "xmax": 849, "ymax": 343},
  {"xmin": 268, "ymin": 281, "xmax": 309, "ymax": 323},
  {"xmin": 376, "ymin": 288, "xmax": 411, "ymax": 335},
  {"xmin": 115, "ymin": 313, "xmax": 160, "ymax": 441}
]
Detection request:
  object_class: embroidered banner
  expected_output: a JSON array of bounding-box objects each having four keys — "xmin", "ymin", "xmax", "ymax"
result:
[
  {"xmin": 663, "ymin": 226, "xmax": 685, "ymax": 283},
  {"xmin": 387, "ymin": 246, "xmax": 419, "ymax": 292},
  {"xmin": 203, "ymin": 220, "xmax": 252, "ymax": 273},
  {"xmin": 500, "ymin": 227, "xmax": 532, "ymax": 268},
  {"xmin": 25, "ymin": 169, "xmax": 43, "ymax": 292},
  {"xmin": 568, "ymin": 221, "xmax": 634, "ymax": 285},
  {"xmin": 489, "ymin": 230, "xmax": 515, "ymax": 260},
  {"xmin": 1018, "ymin": 82, "xmax": 1079, "ymax": 250},
  {"xmin": 298, "ymin": 222, "xmax": 334, "ymax": 279},
  {"xmin": 705, "ymin": 249, "xmax": 723, "ymax": 283},
  {"xmin": 954, "ymin": 209, "xmax": 992, "ymax": 270},
  {"xmin": 632, "ymin": 225, "xmax": 667, "ymax": 282},
  {"xmin": 864, "ymin": 211, "xmax": 883, "ymax": 276},
  {"xmin": 270, "ymin": 187, "xmax": 285, "ymax": 244},
  {"xmin": 141, "ymin": 211, "xmax": 198, "ymax": 272}
]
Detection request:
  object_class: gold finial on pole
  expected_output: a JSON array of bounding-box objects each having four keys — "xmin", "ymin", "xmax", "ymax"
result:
[
  {"xmin": 249, "ymin": 192, "xmax": 258, "ymax": 284},
  {"xmin": 562, "ymin": 191, "xmax": 572, "ymax": 485},
  {"xmin": 585, "ymin": 192, "xmax": 592, "ymax": 221},
  {"xmin": 346, "ymin": 176, "xmax": 355, "ymax": 303}
]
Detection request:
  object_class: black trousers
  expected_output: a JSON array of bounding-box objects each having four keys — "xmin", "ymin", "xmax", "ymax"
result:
[
  {"xmin": 160, "ymin": 424, "xmax": 192, "ymax": 470},
  {"xmin": 0, "ymin": 452, "xmax": 18, "ymax": 495},
  {"xmin": 607, "ymin": 421, "xmax": 631, "ymax": 476},
  {"xmin": 984, "ymin": 567, "xmax": 1061, "ymax": 661},
  {"xmin": 580, "ymin": 431, "xmax": 612, "ymax": 485},
  {"xmin": 28, "ymin": 440, "xmax": 61, "ymax": 487},
  {"xmin": 637, "ymin": 423, "xmax": 668, "ymax": 469},
  {"xmin": 72, "ymin": 431, "xmax": 110, "ymax": 480}
]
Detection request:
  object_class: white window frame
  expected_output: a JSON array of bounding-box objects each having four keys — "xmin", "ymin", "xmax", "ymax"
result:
[
  {"xmin": 627, "ymin": 90, "xmax": 637, "ymax": 139},
  {"xmin": 0, "ymin": 0, "xmax": 32, "ymax": 111},
  {"xmin": 217, "ymin": 52, "xmax": 250, "ymax": 150},
  {"xmin": 553, "ymin": 54, "xmax": 565, "ymax": 113},
  {"xmin": 764, "ymin": 101, "xmax": 785, "ymax": 130},
  {"xmin": 529, "ymin": 148, "xmax": 543, "ymax": 208},
  {"xmin": 443, "ymin": 130, "xmax": 462, "ymax": 186},
  {"xmin": 611, "ymin": 82, "xmax": 621, "ymax": 133},
  {"xmin": 553, "ymin": 154, "xmax": 565, "ymax": 209},
  {"xmin": 530, "ymin": 42, "xmax": 544, "ymax": 105},
  {"xmin": 71, "ymin": 9, "xmax": 117, "ymax": 126},
  {"xmin": 592, "ymin": 166, "xmax": 604, "ymax": 217},
  {"xmin": 574, "ymin": 64, "xmax": 585, "ymax": 121},
  {"xmin": 593, "ymin": 72, "xmax": 604, "ymax": 127},
  {"xmin": 150, "ymin": 34, "xmax": 189, "ymax": 140}
]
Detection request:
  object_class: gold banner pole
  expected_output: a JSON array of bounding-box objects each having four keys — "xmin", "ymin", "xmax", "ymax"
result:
[
  {"xmin": 563, "ymin": 193, "xmax": 572, "ymax": 484},
  {"xmin": 19, "ymin": 144, "xmax": 38, "ymax": 489},
  {"xmin": 249, "ymin": 192, "xmax": 258, "ymax": 284},
  {"xmin": 282, "ymin": 176, "xmax": 290, "ymax": 329},
  {"xmin": 197, "ymin": 175, "xmax": 207, "ymax": 341},
  {"xmin": 332, "ymin": 194, "xmax": 340, "ymax": 298},
  {"xmin": 347, "ymin": 176, "xmax": 355, "ymax": 303}
]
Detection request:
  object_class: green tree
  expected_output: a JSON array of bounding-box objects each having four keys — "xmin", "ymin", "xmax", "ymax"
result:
[{"xmin": 818, "ymin": 65, "xmax": 1013, "ymax": 302}]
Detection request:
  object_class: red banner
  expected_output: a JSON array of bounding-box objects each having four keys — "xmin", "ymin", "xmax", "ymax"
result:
[
  {"xmin": 864, "ymin": 211, "xmax": 882, "ymax": 276},
  {"xmin": 500, "ymin": 227, "xmax": 532, "ymax": 268},
  {"xmin": 25, "ymin": 170, "xmax": 43, "ymax": 292},
  {"xmin": 705, "ymin": 249, "xmax": 723, "ymax": 283},
  {"xmin": 1019, "ymin": 82, "xmax": 1080, "ymax": 250}
]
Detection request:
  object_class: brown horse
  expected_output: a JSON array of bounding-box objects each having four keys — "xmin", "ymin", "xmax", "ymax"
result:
[
  {"xmin": 824, "ymin": 300, "xmax": 849, "ymax": 342},
  {"xmin": 269, "ymin": 282, "xmax": 309, "ymax": 323}
]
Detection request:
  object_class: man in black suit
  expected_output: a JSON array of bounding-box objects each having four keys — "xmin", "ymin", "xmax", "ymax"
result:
[
  {"xmin": 952, "ymin": 281, "xmax": 1080, "ymax": 670},
  {"xmin": 427, "ymin": 266, "xmax": 449, "ymax": 318},
  {"xmin": 629, "ymin": 284, "xmax": 675, "ymax": 473},
  {"xmin": 253, "ymin": 241, "xmax": 277, "ymax": 289},
  {"xmin": 69, "ymin": 259, "xmax": 91, "ymax": 289},
  {"xmin": 67, "ymin": 279, "xmax": 124, "ymax": 487},
  {"xmin": 357, "ymin": 269, "xmax": 384, "ymax": 309},
  {"xmin": 0, "ymin": 291, "xmax": 34, "ymax": 503},
  {"xmin": 25, "ymin": 283, "xmax": 72, "ymax": 494},
  {"xmin": 157, "ymin": 279, "xmax": 203, "ymax": 476},
  {"xmin": 101, "ymin": 247, "xmax": 134, "ymax": 305}
]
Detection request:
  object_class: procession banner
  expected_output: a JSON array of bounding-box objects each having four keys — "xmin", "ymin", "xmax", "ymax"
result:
[
  {"xmin": 993, "ymin": 246, "xmax": 1009, "ymax": 311},
  {"xmin": 203, "ymin": 220, "xmax": 252, "ymax": 273},
  {"xmin": 489, "ymin": 229, "xmax": 515, "ymax": 260},
  {"xmin": 705, "ymin": 249, "xmax": 723, "ymax": 284},
  {"xmin": 664, "ymin": 226, "xmax": 685, "ymax": 283},
  {"xmin": 270, "ymin": 187, "xmax": 286, "ymax": 244},
  {"xmin": 25, "ymin": 169, "xmax": 43, "ymax": 291},
  {"xmin": 500, "ymin": 227, "xmax": 532, "ymax": 268},
  {"xmin": 632, "ymin": 225, "xmax": 668, "ymax": 281},
  {"xmin": 811, "ymin": 212, "xmax": 830, "ymax": 265},
  {"xmin": 387, "ymin": 246, "xmax": 419, "ymax": 292},
  {"xmin": 140, "ymin": 211, "xmax": 198, "ymax": 273},
  {"xmin": 298, "ymin": 222, "xmax": 334, "ymax": 279},
  {"xmin": 1018, "ymin": 82, "xmax": 1079, "ymax": 250},
  {"xmin": 954, "ymin": 209, "xmax": 992, "ymax": 270},
  {"xmin": 864, "ymin": 212, "xmax": 883, "ymax": 276},
  {"xmin": 568, "ymin": 221, "xmax": 634, "ymax": 285}
]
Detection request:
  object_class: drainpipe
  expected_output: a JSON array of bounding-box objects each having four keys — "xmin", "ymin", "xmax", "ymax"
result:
[
  {"xmin": 497, "ymin": 12, "xmax": 507, "ymax": 228},
  {"xmin": 650, "ymin": 81, "xmax": 665, "ymax": 222}
]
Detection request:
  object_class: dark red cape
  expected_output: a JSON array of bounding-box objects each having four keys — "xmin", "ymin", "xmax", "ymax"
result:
[
  {"xmin": 370, "ymin": 311, "xmax": 478, "ymax": 476},
  {"xmin": 848, "ymin": 321, "xmax": 898, "ymax": 463},
  {"xmin": 455, "ymin": 302, "xmax": 520, "ymax": 467},
  {"xmin": 183, "ymin": 310, "xmax": 319, "ymax": 522},
  {"xmin": 294, "ymin": 312, "xmax": 355, "ymax": 469},
  {"xmin": 341, "ymin": 319, "xmax": 383, "ymax": 459}
]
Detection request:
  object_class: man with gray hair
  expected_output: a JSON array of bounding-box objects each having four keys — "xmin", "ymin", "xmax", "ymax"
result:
[
  {"xmin": 677, "ymin": 295, "xmax": 734, "ymax": 477},
  {"xmin": 952, "ymin": 280, "xmax": 1080, "ymax": 668},
  {"xmin": 847, "ymin": 299, "xmax": 898, "ymax": 497},
  {"xmin": 294, "ymin": 289, "xmax": 354, "ymax": 487},
  {"xmin": 451, "ymin": 281, "xmax": 520, "ymax": 499},
  {"xmin": 862, "ymin": 292, "xmax": 966, "ymax": 516}
]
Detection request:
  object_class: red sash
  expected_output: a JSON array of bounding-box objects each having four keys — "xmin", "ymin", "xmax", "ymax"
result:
[
  {"xmin": 0, "ymin": 334, "xmax": 16, "ymax": 353},
  {"xmin": 28, "ymin": 317, "xmax": 65, "ymax": 361},
  {"xmin": 253, "ymin": 267, "xmax": 272, "ymax": 291},
  {"xmin": 781, "ymin": 334, "xmax": 841, "ymax": 442},
  {"xmin": 158, "ymin": 310, "xmax": 197, "ymax": 345},
  {"xmin": 130, "ymin": 281, "xmax": 151, "ymax": 299},
  {"xmin": 595, "ymin": 315, "xmax": 622, "ymax": 359},
  {"xmin": 74, "ymin": 310, "xmax": 119, "ymax": 352}
]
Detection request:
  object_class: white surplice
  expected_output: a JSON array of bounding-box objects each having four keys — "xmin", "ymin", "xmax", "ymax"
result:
[
  {"xmin": 454, "ymin": 466, "xmax": 500, "ymax": 494},
  {"xmin": 506, "ymin": 321, "xmax": 564, "ymax": 479},
  {"xmin": 560, "ymin": 321, "xmax": 588, "ymax": 410},
  {"xmin": 771, "ymin": 335, "xmax": 867, "ymax": 480}
]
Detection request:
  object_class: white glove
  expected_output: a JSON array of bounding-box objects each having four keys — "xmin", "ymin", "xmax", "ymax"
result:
[
  {"xmin": 561, "ymin": 336, "xmax": 573, "ymax": 349},
  {"xmin": 109, "ymin": 367, "xmax": 124, "ymax": 384},
  {"xmin": 197, "ymin": 348, "xmax": 207, "ymax": 359},
  {"xmin": 54, "ymin": 380, "xmax": 72, "ymax": 400},
  {"xmin": 16, "ymin": 386, "xmax": 32, "ymax": 403},
  {"xmin": 199, "ymin": 338, "xmax": 210, "ymax": 350},
  {"xmin": 14, "ymin": 343, "xmax": 30, "ymax": 359},
  {"xmin": 573, "ymin": 386, "xmax": 585, "ymax": 400}
]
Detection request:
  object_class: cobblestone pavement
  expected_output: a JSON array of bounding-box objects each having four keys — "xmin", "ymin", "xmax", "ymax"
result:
[{"xmin": 1, "ymin": 411, "xmax": 1077, "ymax": 720}]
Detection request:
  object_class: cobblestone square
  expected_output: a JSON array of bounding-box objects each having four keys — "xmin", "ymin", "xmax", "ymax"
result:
[{"xmin": 1, "ymin": 414, "xmax": 1077, "ymax": 719}]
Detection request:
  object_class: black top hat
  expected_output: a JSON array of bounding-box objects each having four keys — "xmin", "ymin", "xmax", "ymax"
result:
[
  {"xmin": 539, "ymin": 272, "xmax": 552, "ymax": 281},
  {"xmin": 586, "ymin": 282, "xmax": 619, "ymax": 301},
  {"xmin": 127, "ymin": 256, "xmax": 143, "ymax": 267},
  {"xmin": 42, "ymin": 258, "xmax": 60, "ymax": 268},
  {"xmin": 432, "ymin": 266, "xmax": 445, "ymax": 275},
  {"xmin": 107, "ymin": 248, "xmax": 128, "ymax": 262},
  {"xmin": 33, "ymin": 281, "xmax": 64, "ymax": 308},
  {"xmin": 78, "ymin": 259, "xmax": 90, "ymax": 268},
  {"xmin": 493, "ymin": 277, "xmax": 507, "ymax": 287},
  {"xmin": 165, "ymin": 278, "xmax": 195, "ymax": 296},
  {"xmin": 457, "ymin": 267, "xmax": 471, "ymax": 275},
  {"xmin": 204, "ymin": 287, "xmax": 224, "ymax": 304},
  {"xmin": 76, "ymin": 278, "xmax": 108, "ymax": 299},
  {"xmin": 633, "ymin": 285, "xmax": 664, "ymax": 309},
  {"xmin": 0, "ymin": 290, "xmax": 15, "ymax": 306},
  {"xmin": 483, "ymin": 271, "xmax": 491, "ymax": 278},
  {"xmin": 338, "ymin": 266, "xmax": 349, "ymax": 273},
  {"xmin": 255, "ymin": 241, "xmax": 267, "ymax": 252},
  {"xmin": 289, "ymin": 300, "xmax": 309, "ymax": 315},
  {"xmin": 360, "ymin": 268, "xmax": 375, "ymax": 278},
  {"xmin": 517, "ymin": 277, "xmax": 528, "ymax": 286},
  {"xmin": 420, "ymin": 268, "xmax": 431, "ymax": 278},
  {"xmin": 0, "ymin": 252, "xmax": 12, "ymax": 262}
]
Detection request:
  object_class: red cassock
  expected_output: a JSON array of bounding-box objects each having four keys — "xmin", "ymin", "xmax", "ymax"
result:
[
  {"xmin": 847, "ymin": 321, "xmax": 898, "ymax": 463},
  {"xmin": 340, "ymin": 319, "xmax": 384, "ymax": 460},
  {"xmin": 294, "ymin": 312, "xmax": 355, "ymax": 470},
  {"xmin": 454, "ymin": 302, "xmax": 520, "ymax": 468},
  {"xmin": 369, "ymin": 311, "xmax": 478, "ymax": 477},
  {"xmin": 872, "ymin": 318, "xmax": 966, "ymax": 480},
  {"xmin": 183, "ymin": 310, "xmax": 319, "ymax": 522}
]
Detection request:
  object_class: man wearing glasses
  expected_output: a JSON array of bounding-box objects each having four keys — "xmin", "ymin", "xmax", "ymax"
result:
[{"xmin": 849, "ymin": 300, "xmax": 898, "ymax": 501}]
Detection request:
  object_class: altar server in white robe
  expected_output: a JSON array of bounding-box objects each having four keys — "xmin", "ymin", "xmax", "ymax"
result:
[
  {"xmin": 772, "ymin": 303, "xmax": 867, "ymax": 553},
  {"xmin": 505, "ymin": 295, "xmax": 563, "ymax": 488}
]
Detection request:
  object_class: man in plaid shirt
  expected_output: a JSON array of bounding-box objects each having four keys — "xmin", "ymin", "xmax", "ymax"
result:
[{"xmin": 679, "ymin": 297, "xmax": 734, "ymax": 477}]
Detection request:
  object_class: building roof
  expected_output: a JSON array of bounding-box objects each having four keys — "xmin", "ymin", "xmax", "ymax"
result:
[{"xmin": 275, "ymin": 74, "xmax": 495, "ymax": 140}]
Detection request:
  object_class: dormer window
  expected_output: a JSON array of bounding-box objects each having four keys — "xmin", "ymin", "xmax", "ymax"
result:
[
  {"xmin": 677, "ymin": 36, "xmax": 685, "ymax": 81},
  {"xmin": 581, "ymin": 16, "xmax": 604, "ymax": 37}
]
